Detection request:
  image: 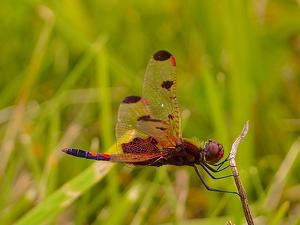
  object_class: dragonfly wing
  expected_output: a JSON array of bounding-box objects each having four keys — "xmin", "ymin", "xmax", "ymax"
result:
[
  {"xmin": 110, "ymin": 152, "xmax": 164, "ymax": 164},
  {"xmin": 116, "ymin": 50, "xmax": 182, "ymax": 153},
  {"xmin": 116, "ymin": 96, "xmax": 176, "ymax": 152},
  {"xmin": 136, "ymin": 117, "xmax": 177, "ymax": 147},
  {"xmin": 143, "ymin": 50, "xmax": 182, "ymax": 140},
  {"xmin": 116, "ymin": 96, "xmax": 149, "ymax": 143}
]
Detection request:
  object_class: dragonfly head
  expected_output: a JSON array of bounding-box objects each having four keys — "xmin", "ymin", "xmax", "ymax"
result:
[{"xmin": 204, "ymin": 139, "xmax": 224, "ymax": 165}]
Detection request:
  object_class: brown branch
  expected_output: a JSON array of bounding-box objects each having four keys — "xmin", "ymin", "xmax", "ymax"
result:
[{"xmin": 229, "ymin": 121, "xmax": 254, "ymax": 225}]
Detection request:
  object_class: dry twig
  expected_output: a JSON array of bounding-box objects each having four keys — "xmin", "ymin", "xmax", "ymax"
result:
[{"xmin": 229, "ymin": 121, "xmax": 254, "ymax": 225}]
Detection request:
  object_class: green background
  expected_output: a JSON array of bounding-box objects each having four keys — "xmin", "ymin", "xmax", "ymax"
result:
[{"xmin": 1, "ymin": 1, "xmax": 300, "ymax": 224}]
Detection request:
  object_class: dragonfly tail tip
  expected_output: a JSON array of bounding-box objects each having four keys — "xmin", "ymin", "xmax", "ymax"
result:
[{"xmin": 62, "ymin": 148, "xmax": 70, "ymax": 153}]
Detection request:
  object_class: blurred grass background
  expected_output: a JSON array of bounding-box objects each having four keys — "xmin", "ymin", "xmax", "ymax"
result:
[{"xmin": 0, "ymin": 0, "xmax": 300, "ymax": 224}]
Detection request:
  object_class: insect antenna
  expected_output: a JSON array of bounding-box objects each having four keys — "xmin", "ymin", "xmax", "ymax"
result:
[{"xmin": 193, "ymin": 165, "xmax": 240, "ymax": 196}]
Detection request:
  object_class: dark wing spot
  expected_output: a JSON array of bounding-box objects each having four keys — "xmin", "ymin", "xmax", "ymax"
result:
[
  {"xmin": 147, "ymin": 137, "xmax": 158, "ymax": 145},
  {"xmin": 132, "ymin": 137, "xmax": 143, "ymax": 143},
  {"xmin": 161, "ymin": 80, "xmax": 174, "ymax": 90},
  {"xmin": 137, "ymin": 115, "xmax": 163, "ymax": 123},
  {"xmin": 122, "ymin": 96, "xmax": 141, "ymax": 104},
  {"xmin": 137, "ymin": 115, "xmax": 151, "ymax": 121},
  {"xmin": 168, "ymin": 114, "xmax": 174, "ymax": 120},
  {"xmin": 144, "ymin": 118, "xmax": 163, "ymax": 122},
  {"xmin": 156, "ymin": 127, "xmax": 167, "ymax": 131},
  {"xmin": 153, "ymin": 50, "xmax": 172, "ymax": 61}
]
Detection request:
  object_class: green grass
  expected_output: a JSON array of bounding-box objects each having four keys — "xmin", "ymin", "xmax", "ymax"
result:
[{"xmin": 1, "ymin": 0, "xmax": 300, "ymax": 224}]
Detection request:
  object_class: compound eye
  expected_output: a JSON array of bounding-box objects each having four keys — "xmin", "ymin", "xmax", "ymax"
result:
[{"xmin": 205, "ymin": 140, "xmax": 224, "ymax": 164}]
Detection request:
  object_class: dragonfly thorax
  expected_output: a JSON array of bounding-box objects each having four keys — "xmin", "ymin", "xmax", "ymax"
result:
[{"xmin": 171, "ymin": 139, "xmax": 204, "ymax": 165}]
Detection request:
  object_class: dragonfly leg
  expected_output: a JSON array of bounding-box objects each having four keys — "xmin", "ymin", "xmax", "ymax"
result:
[
  {"xmin": 203, "ymin": 162, "xmax": 230, "ymax": 173},
  {"xmin": 216, "ymin": 162, "xmax": 231, "ymax": 171},
  {"xmin": 193, "ymin": 165, "xmax": 239, "ymax": 196},
  {"xmin": 199, "ymin": 163, "xmax": 233, "ymax": 180},
  {"xmin": 212, "ymin": 157, "xmax": 229, "ymax": 167},
  {"xmin": 212, "ymin": 153, "xmax": 232, "ymax": 170}
]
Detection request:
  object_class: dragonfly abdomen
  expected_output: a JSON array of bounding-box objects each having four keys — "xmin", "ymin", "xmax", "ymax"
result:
[{"xmin": 62, "ymin": 148, "xmax": 111, "ymax": 161}]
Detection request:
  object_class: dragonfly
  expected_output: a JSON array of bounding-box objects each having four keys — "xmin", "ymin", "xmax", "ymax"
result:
[{"xmin": 63, "ymin": 50, "xmax": 236, "ymax": 195}]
